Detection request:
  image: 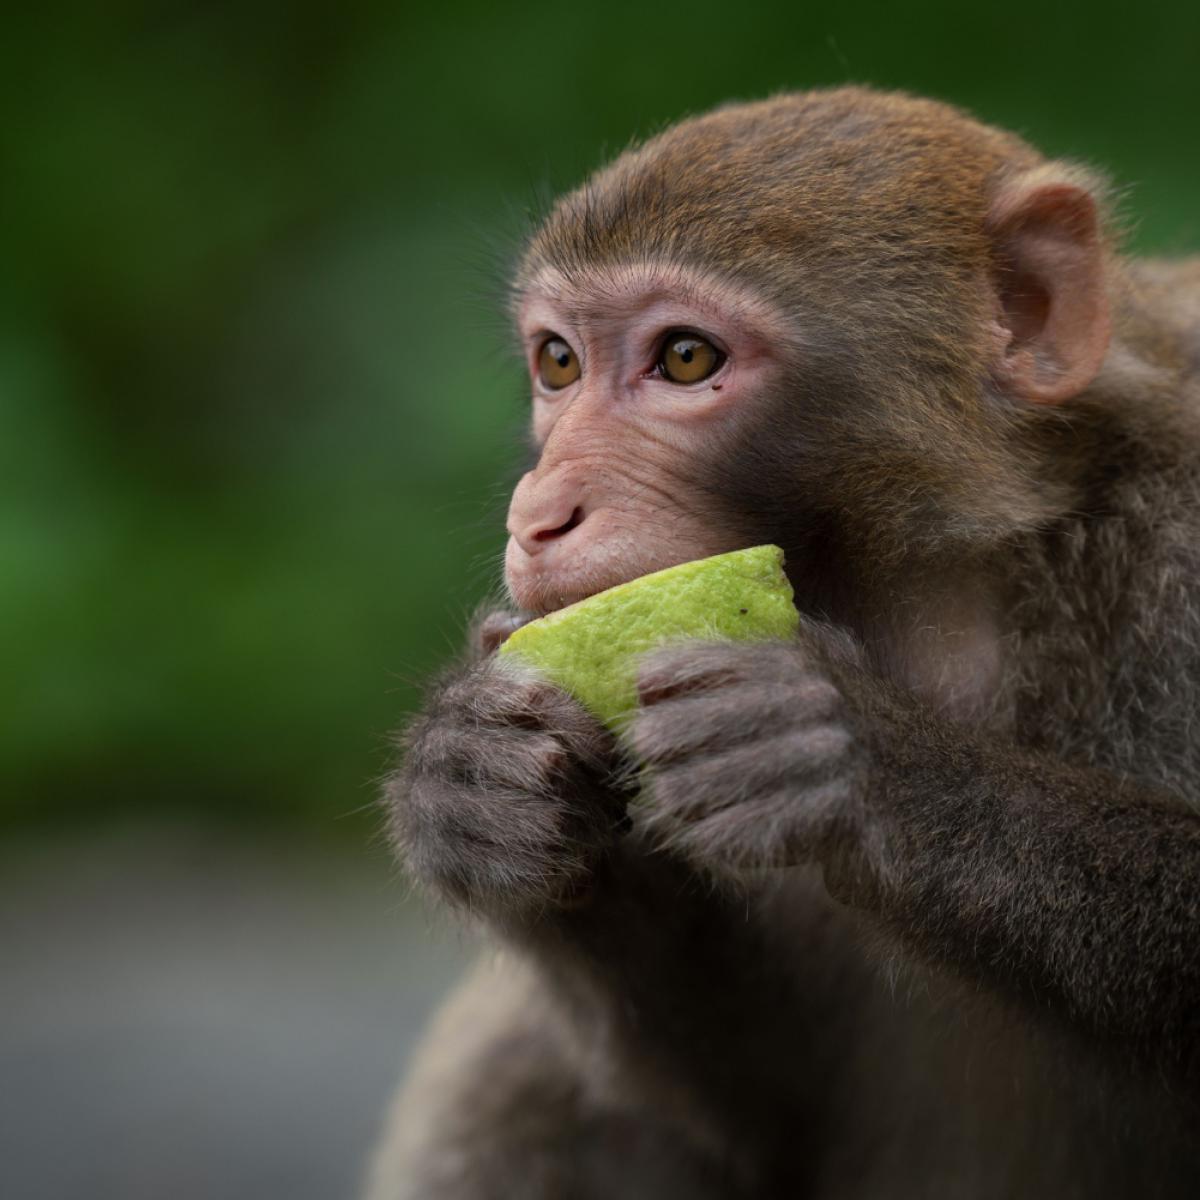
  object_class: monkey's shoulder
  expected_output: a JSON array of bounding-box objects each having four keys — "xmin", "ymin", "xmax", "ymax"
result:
[
  {"xmin": 1128, "ymin": 254, "xmax": 1200, "ymax": 302},
  {"xmin": 1125, "ymin": 255, "xmax": 1200, "ymax": 377}
]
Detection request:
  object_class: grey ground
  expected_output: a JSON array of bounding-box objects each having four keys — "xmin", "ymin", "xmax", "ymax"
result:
[{"xmin": 0, "ymin": 826, "xmax": 476, "ymax": 1200}]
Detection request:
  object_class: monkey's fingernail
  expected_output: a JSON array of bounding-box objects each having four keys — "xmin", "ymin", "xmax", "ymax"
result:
[{"xmin": 480, "ymin": 613, "xmax": 528, "ymax": 653}]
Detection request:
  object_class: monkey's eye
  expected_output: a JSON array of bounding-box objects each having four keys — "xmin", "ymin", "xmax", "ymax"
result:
[
  {"xmin": 658, "ymin": 332, "xmax": 724, "ymax": 384},
  {"xmin": 537, "ymin": 337, "xmax": 581, "ymax": 389}
]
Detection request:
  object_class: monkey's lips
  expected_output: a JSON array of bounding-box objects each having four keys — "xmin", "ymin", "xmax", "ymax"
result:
[
  {"xmin": 504, "ymin": 528, "xmax": 746, "ymax": 615},
  {"xmin": 505, "ymin": 551, "xmax": 636, "ymax": 616}
]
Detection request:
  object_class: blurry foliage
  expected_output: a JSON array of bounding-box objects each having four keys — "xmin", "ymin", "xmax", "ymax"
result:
[{"xmin": 3, "ymin": 0, "xmax": 1197, "ymax": 831}]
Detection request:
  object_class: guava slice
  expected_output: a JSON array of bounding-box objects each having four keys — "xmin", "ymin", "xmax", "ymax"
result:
[{"xmin": 498, "ymin": 544, "xmax": 798, "ymax": 729}]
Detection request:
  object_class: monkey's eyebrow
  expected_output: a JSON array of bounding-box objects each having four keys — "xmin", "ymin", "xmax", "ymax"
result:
[
  {"xmin": 516, "ymin": 297, "xmax": 791, "ymax": 366},
  {"xmin": 515, "ymin": 262, "xmax": 790, "ymax": 339}
]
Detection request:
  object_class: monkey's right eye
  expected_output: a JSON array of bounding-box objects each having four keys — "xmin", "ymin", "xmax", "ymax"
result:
[{"xmin": 537, "ymin": 338, "xmax": 581, "ymax": 390}]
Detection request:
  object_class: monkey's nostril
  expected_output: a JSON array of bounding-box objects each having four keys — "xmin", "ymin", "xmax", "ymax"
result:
[{"xmin": 534, "ymin": 507, "xmax": 584, "ymax": 543}]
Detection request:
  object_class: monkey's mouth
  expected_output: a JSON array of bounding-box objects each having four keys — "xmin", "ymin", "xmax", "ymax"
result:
[
  {"xmin": 504, "ymin": 528, "xmax": 638, "ymax": 615},
  {"xmin": 508, "ymin": 573, "xmax": 615, "ymax": 618},
  {"xmin": 507, "ymin": 552, "xmax": 658, "ymax": 616},
  {"xmin": 507, "ymin": 540, "xmax": 761, "ymax": 618},
  {"xmin": 504, "ymin": 507, "xmax": 751, "ymax": 616}
]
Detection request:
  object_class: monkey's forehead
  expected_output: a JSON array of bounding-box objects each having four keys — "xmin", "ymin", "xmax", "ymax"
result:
[
  {"xmin": 513, "ymin": 261, "xmax": 799, "ymax": 345},
  {"xmin": 514, "ymin": 88, "xmax": 1040, "ymax": 294}
]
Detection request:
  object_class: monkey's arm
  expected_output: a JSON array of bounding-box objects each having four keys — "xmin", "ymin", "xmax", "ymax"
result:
[
  {"xmin": 385, "ymin": 617, "xmax": 819, "ymax": 1129},
  {"xmin": 860, "ymin": 697, "xmax": 1200, "ymax": 1079},
  {"xmin": 631, "ymin": 636, "xmax": 1200, "ymax": 1084}
]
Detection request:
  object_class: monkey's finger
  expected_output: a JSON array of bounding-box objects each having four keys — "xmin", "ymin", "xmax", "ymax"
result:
[
  {"xmin": 473, "ymin": 660, "xmax": 620, "ymax": 769},
  {"xmin": 392, "ymin": 772, "xmax": 593, "ymax": 909},
  {"xmin": 635, "ymin": 642, "xmax": 747, "ymax": 705},
  {"xmin": 470, "ymin": 609, "xmax": 532, "ymax": 657},
  {"xmin": 627, "ymin": 681, "xmax": 835, "ymax": 765},
  {"xmin": 636, "ymin": 639, "xmax": 810, "ymax": 706},
  {"xmin": 430, "ymin": 668, "xmax": 619, "ymax": 784},
  {"xmin": 441, "ymin": 660, "xmax": 570, "ymax": 729},
  {"xmin": 414, "ymin": 724, "xmax": 574, "ymax": 798},
  {"xmin": 403, "ymin": 771, "xmax": 561, "ymax": 847},
  {"xmin": 641, "ymin": 775, "xmax": 857, "ymax": 872},
  {"xmin": 643, "ymin": 723, "xmax": 857, "ymax": 819}
]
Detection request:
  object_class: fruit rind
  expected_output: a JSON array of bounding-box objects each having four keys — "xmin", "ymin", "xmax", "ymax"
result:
[{"xmin": 498, "ymin": 545, "xmax": 798, "ymax": 729}]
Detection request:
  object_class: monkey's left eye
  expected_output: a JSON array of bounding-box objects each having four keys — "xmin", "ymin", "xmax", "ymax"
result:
[
  {"xmin": 657, "ymin": 333, "xmax": 724, "ymax": 384},
  {"xmin": 537, "ymin": 337, "xmax": 581, "ymax": 389}
]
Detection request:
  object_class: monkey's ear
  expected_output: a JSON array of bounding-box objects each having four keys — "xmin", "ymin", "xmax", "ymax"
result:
[{"xmin": 985, "ymin": 169, "xmax": 1111, "ymax": 404}]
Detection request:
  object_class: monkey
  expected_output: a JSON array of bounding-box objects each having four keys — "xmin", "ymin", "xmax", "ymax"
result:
[{"xmin": 368, "ymin": 88, "xmax": 1200, "ymax": 1199}]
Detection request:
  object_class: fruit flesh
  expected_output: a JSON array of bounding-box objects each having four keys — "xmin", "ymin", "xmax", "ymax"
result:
[{"xmin": 498, "ymin": 545, "xmax": 799, "ymax": 729}]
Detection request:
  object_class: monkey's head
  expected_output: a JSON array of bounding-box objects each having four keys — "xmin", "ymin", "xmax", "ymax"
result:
[{"xmin": 504, "ymin": 88, "xmax": 1114, "ymax": 618}]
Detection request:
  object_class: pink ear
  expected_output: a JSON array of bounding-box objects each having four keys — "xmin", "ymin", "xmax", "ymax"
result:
[{"xmin": 986, "ymin": 172, "xmax": 1112, "ymax": 404}]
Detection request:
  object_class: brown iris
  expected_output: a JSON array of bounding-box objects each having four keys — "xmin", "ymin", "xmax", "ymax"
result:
[
  {"xmin": 537, "ymin": 337, "xmax": 581, "ymax": 389},
  {"xmin": 659, "ymin": 332, "xmax": 723, "ymax": 384}
]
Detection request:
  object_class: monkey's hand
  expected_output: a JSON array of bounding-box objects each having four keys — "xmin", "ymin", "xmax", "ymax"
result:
[
  {"xmin": 384, "ymin": 613, "xmax": 626, "ymax": 922},
  {"xmin": 628, "ymin": 628, "xmax": 870, "ymax": 875}
]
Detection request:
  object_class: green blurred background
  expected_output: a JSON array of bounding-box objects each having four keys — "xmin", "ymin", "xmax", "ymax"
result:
[
  {"xmin": 4, "ymin": 0, "xmax": 1198, "ymax": 835},
  {"xmin": 2, "ymin": 4, "xmax": 1198, "ymax": 1196}
]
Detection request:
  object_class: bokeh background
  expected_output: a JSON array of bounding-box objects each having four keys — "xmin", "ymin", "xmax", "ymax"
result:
[{"xmin": 4, "ymin": 2, "xmax": 1197, "ymax": 1197}]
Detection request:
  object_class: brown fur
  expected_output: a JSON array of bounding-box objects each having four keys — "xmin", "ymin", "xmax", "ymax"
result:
[{"xmin": 372, "ymin": 88, "xmax": 1200, "ymax": 1198}]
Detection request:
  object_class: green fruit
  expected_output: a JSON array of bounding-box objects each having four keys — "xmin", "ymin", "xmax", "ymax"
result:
[{"xmin": 498, "ymin": 544, "xmax": 799, "ymax": 729}]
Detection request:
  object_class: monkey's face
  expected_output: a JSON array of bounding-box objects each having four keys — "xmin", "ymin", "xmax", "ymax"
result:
[
  {"xmin": 504, "ymin": 93, "xmax": 1114, "ymax": 615},
  {"xmin": 505, "ymin": 263, "xmax": 795, "ymax": 614}
]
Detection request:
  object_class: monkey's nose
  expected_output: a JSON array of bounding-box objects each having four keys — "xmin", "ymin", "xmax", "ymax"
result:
[{"xmin": 509, "ymin": 505, "xmax": 586, "ymax": 556}]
